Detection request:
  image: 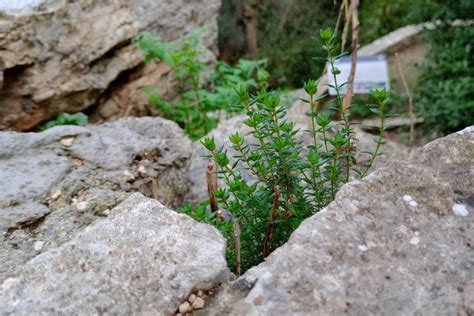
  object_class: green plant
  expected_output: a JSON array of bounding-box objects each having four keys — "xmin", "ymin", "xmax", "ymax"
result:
[
  {"xmin": 415, "ymin": 25, "xmax": 474, "ymax": 136},
  {"xmin": 135, "ymin": 30, "xmax": 269, "ymax": 140},
  {"xmin": 186, "ymin": 28, "xmax": 388, "ymax": 274},
  {"xmin": 40, "ymin": 112, "xmax": 88, "ymax": 130}
]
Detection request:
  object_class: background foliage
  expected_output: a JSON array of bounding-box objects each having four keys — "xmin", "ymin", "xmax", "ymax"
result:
[{"xmin": 415, "ymin": 25, "xmax": 474, "ymax": 135}]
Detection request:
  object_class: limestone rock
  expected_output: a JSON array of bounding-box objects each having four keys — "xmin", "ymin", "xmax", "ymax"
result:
[
  {"xmin": 201, "ymin": 126, "xmax": 474, "ymax": 315},
  {"xmin": 0, "ymin": 117, "xmax": 191, "ymax": 281},
  {"xmin": 0, "ymin": 0, "xmax": 220, "ymax": 131},
  {"xmin": 0, "ymin": 193, "xmax": 230, "ymax": 315}
]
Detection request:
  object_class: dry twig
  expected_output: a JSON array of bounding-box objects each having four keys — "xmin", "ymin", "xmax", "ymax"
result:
[
  {"xmin": 263, "ymin": 186, "xmax": 281, "ymax": 258},
  {"xmin": 395, "ymin": 52, "xmax": 416, "ymax": 149},
  {"xmin": 343, "ymin": 0, "xmax": 360, "ymax": 112},
  {"xmin": 206, "ymin": 159, "xmax": 219, "ymax": 213},
  {"xmin": 233, "ymin": 218, "xmax": 241, "ymax": 276},
  {"xmin": 151, "ymin": 178, "xmax": 159, "ymax": 200}
]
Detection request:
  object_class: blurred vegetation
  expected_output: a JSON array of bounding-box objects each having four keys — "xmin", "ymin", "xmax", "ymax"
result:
[
  {"xmin": 135, "ymin": 30, "xmax": 269, "ymax": 140},
  {"xmin": 358, "ymin": 0, "xmax": 440, "ymax": 45},
  {"xmin": 219, "ymin": 0, "xmax": 338, "ymax": 88},
  {"xmin": 219, "ymin": 0, "xmax": 474, "ymax": 89},
  {"xmin": 414, "ymin": 25, "xmax": 474, "ymax": 136},
  {"xmin": 40, "ymin": 112, "xmax": 88, "ymax": 130}
]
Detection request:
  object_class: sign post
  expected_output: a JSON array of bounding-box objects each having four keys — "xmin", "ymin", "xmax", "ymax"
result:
[{"xmin": 327, "ymin": 55, "xmax": 390, "ymax": 95}]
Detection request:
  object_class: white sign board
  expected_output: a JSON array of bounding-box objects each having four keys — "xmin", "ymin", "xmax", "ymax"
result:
[{"xmin": 327, "ymin": 55, "xmax": 390, "ymax": 95}]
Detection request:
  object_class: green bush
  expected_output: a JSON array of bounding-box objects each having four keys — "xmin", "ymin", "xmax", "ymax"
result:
[
  {"xmin": 359, "ymin": 0, "xmax": 440, "ymax": 45},
  {"xmin": 135, "ymin": 30, "xmax": 269, "ymax": 140},
  {"xmin": 185, "ymin": 28, "xmax": 388, "ymax": 274},
  {"xmin": 415, "ymin": 25, "xmax": 474, "ymax": 135},
  {"xmin": 40, "ymin": 112, "xmax": 88, "ymax": 130}
]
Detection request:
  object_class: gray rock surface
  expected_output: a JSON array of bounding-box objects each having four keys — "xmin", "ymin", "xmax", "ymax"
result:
[
  {"xmin": 201, "ymin": 126, "xmax": 474, "ymax": 315},
  {"xmin": 0, "ymin": 0, "xmax": 220, "ymax": 130},
  {"xmin": 187, "ymin": 89, "xmax": 408, "ymax": 202},
  {"xmin": 0, "ymin": 193, "xmax": 230, "ymax": 315},
  {"xmin": 0, "ymin": 117, "xmax": 191, "ymax": 281}
]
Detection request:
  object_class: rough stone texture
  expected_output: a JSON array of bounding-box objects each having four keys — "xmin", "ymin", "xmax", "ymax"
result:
[
  {"xmin": 201, "ymin": 126, "xmax": 474, "ymax": 315},
  {"xmin": 0, "ymin": 193, "xmax": 230, "ymax": 315},
  {"xmin": 187, "ymin": 89, "xmax": 408, "ymax": 202},
  {"xmin": 0, "ymin": 0, "xmax": 220, "ymax": 131},
  {"xmin": 0, "ymin": 117, "xmax": 191, "ymax": 281}
]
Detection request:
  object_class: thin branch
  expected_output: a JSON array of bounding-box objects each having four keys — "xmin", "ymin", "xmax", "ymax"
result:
[
  {"xmin": 206, "ymin": 159, "xmax": 219, "ymax": 213},
  {"xmin": 263, "ymin": 185, "xmax": 281, "ymax": 258},
  {"xmin": 233, "ymin": 217, "xmax": 241, "ymax": 276},
  {"xmin": 151, "ymin": 178, "xmax": 159, "ymax": 200},
  {"xmin": 343, "ymin": 0, "xmax": 360, "ymax": 112},
  {"xmin": 279, "ymin": 0, "xmax": 295, "ymax": 30},
  {"xmin": 395, "ymin": 52, "xmax": 416, "ymax": 150},
  {"xmin": 341, "ymin": 0, "xmax": 352, "ymax": 53}
]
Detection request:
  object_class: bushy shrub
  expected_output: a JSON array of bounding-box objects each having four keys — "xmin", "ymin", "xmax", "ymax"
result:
[
  {"xmin": 415, "ymin": 25, "xmax": 474, "ymax": 135},
  {"xmin": 135, "ymin": 30, "xmax": 269, "ymax": 140},
  {"xmin": 185, "ymin": 28, "xmax": 388, "ymax": 274}
]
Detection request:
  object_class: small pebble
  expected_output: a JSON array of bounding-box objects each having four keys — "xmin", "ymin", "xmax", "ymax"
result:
[
  {"xmin": 452, "ymin": 203, "xmax": 469, "ymax": 217},
  {"xmin": 197, "ymin": 290, "xmax": 204, "ymax": 297},
  {"xmin": 33, "ymin": 241, "xmax": 45, "ymax": 251},
  {"xmin": 51, "ymin": 190, "xmax": 62, "ymax": 200},
  {"xmin": 138, "ymin": 165, "xmax": 148, "ymax": 178},
  {"xmin": 178, "ymin": 301, "xmax": 191, "ymax": 314},
  {"xmin": 410, "ymin": 236, "xmax": 420, "ymax": 245},
  {"xmin": 123, "ymin": 169, "xmax": 135, "ymax": 182},
  {"xmin": 403, "ymin": 195, "xmax": 413, "ymax": 202},
  {"xmin": 192, "ymin": 297, "xmax": 205, "ymax": 310},
  {"xmin": 99, "ymin": 209, "xmax": 111, "ymax": 217},
  {"xmin": 408, "ymin": 200, "xmax": 418, "ymax": 207},
  {"xmin": 60, "ymin": 136, "xmax": 75, "ymax": 147},
  {"xmin": 188, "ymin": 294, "xmax": 196, "ymax": 303},
  {"xmin": 76, "ymin": 201, "xmax": 88, "ymax": 211},
  {"xmin": 72, "ymin": 158, "xmax": 84, "ymax": 167},
  {"xmin": 358, "ymin": 245, "xmax": 368, "ymax": 252}
]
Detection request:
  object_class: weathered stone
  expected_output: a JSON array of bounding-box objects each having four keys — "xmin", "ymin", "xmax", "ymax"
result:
[
  {"xmin": 201, "ymin": 126, "xmax": 474, "ymax": 315},
  {"xmin": 0, "ymin": 0, "xmax": 220, "ymax": 131},
  {"xmin": 0, "ymin": 117, "xmax": 191, "ymax": 281},
  {"xmin": 0, "ymin": 193, "xmax": 230, "ymax": 315},
  {"xmin": 187, "ymin": 89, "xmax": 408, "ymax": 203}
]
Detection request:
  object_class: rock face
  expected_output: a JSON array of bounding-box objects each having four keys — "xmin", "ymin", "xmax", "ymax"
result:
[
  {"xmin": 187, "ymin": 89, "xmax": 408, "ymax": 202},
  {"xmin": 0, "ymin": 0, "xmax": 220, "ymax": 131},
  {"xmin": 0, "ymin": 193, "xmax": 230, "ymax": 315},
  {"xmin": 0, "ymin": 117, "xmax": 191, "ymax": 281},
  {"xmin": 201, "ymin": 127, "xmax": 474, "ymax": 315}
]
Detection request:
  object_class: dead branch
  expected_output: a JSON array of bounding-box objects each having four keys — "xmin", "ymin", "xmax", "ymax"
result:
[
  {"xmin": 395, "ymin": 52, "xmax": 416, "ymax": 150},
  {"xmin": 341, "ymin": 0, "xmax": 352, "ymax": 53},
  {"xmin": 233, "ymin": 217, "xmax": 241, "ymax": 276},
  {"xmin": 151, "ymin": 178, "xmax": 159, "ymax": 200},
  {"xmin": 263, "ymin": 185, "xmax": 281, "ymax": 258},
  {"xmin": 206, "ymin": 159, "xmax": 219, "ymax": 213},
  {"xmin": 343, "ymin": 0, "xmax": 360, "ymax": 112}
]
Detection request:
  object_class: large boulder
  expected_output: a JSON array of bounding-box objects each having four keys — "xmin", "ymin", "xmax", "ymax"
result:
[
  {"xmin": 187, "ymin": 89, "xmax": 408, "ymax": 203},
  {"xmin": 200, "ymin": 126, "xmax": 474, "ymax": 315},
  {"xmin": 0, "ymin": 0, "xmax": 220, "ymax": 131},
  {"xmin": 0, "ymin": 117, "xmax": 191, "ymax": 281},
  {"xmin": 0, "ymin": 193, "xmax": 230, "ymax": 315}
]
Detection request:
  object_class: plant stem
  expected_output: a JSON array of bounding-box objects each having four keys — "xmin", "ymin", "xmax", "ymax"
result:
[
  {"xmin": 310, "ymin": 94, "xmax": 318, "ymax": 149},
  {"xmin": 360, "ymin": 101, "xmax": 385, "ymax": 178},
  {"xmin": 263, "ymin": 185, "xmax": 280, "ymax": 258}
]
